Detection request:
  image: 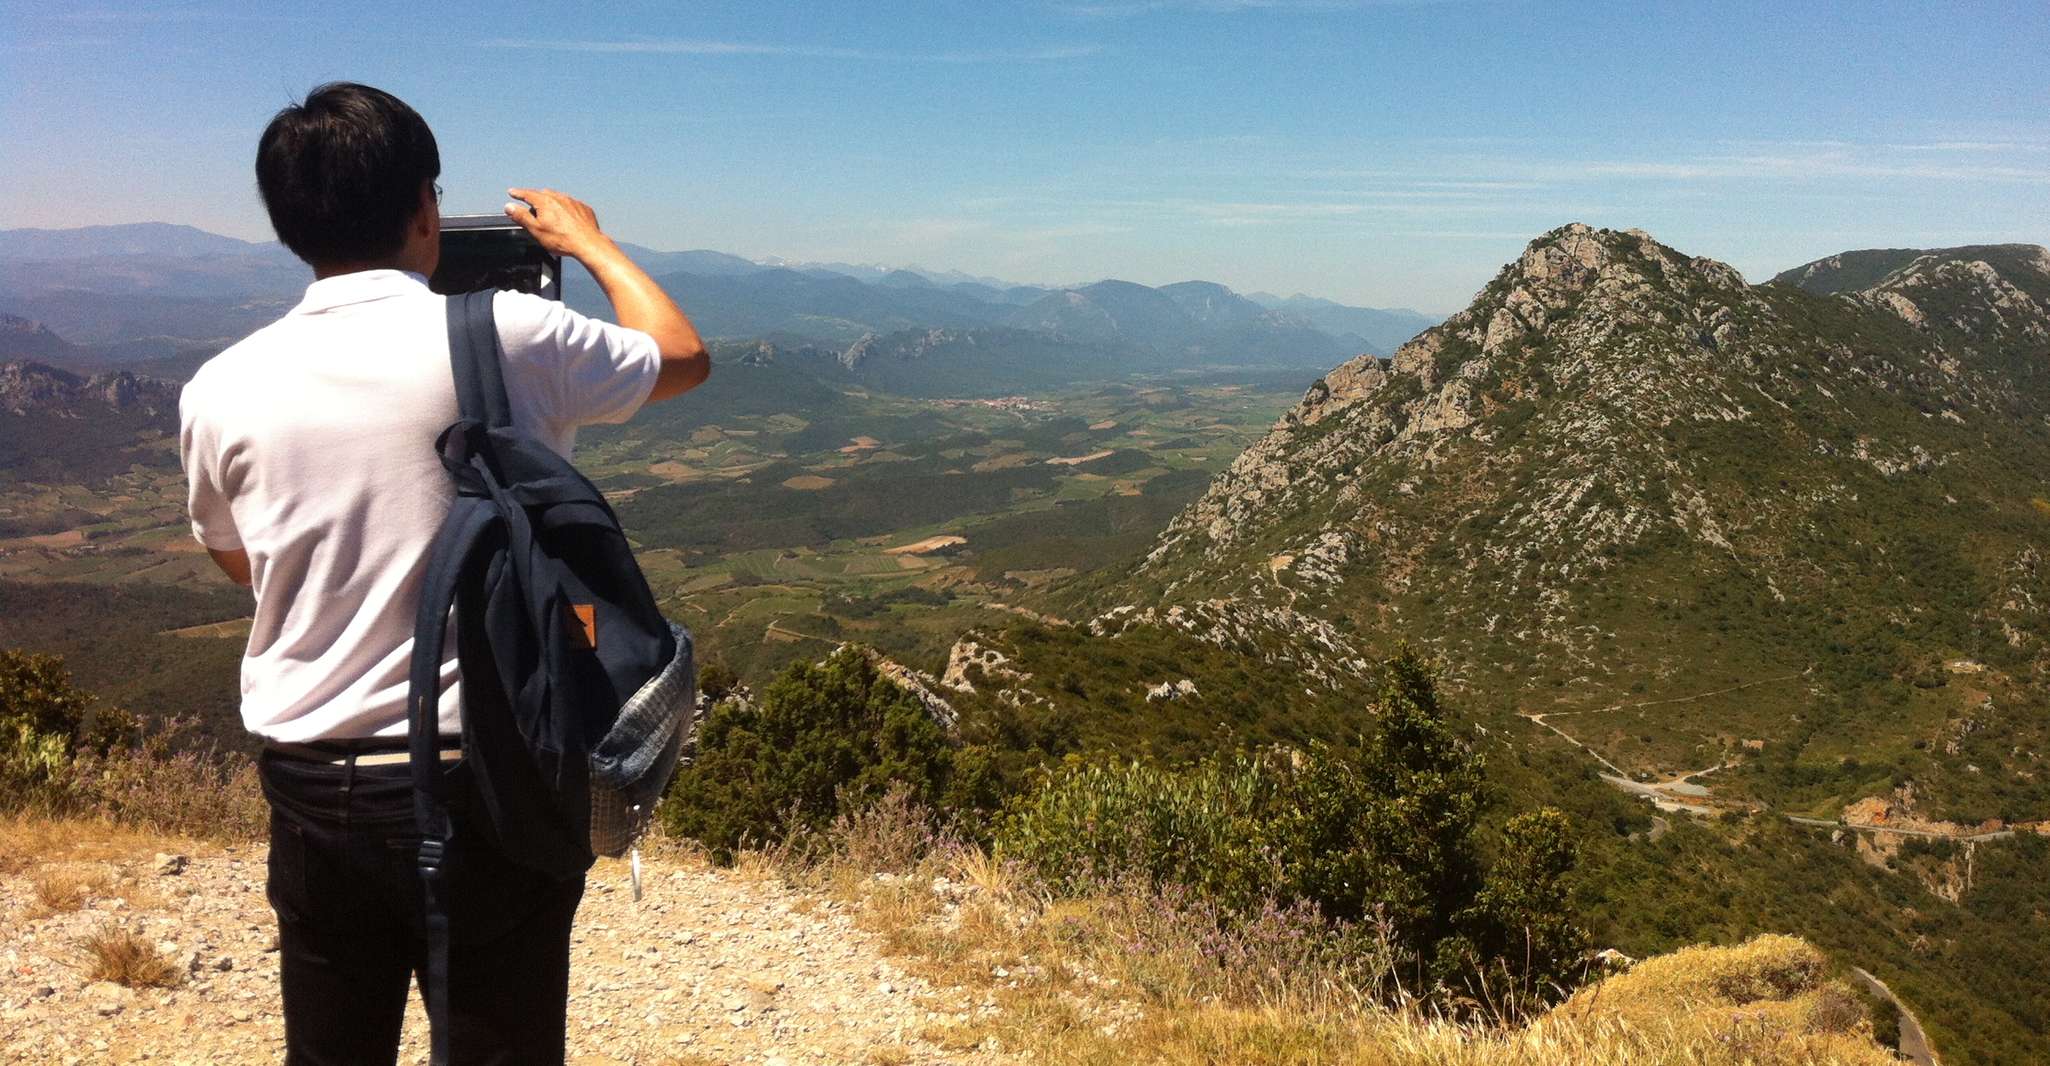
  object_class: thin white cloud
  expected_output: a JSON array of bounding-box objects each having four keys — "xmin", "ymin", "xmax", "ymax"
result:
[
  {"xmin": 1557, "ymin": 139, "xmax": 2050, "ymax": 185},
  {"xmin": 1055, "ymin": 197, "xmax": 1589, "ymax": 227},
  {"xmin": 1710, "ymin": 138, "xmax": 1857, "ymax": 150},
  {"xmin": 478, "ymin": 38, "xmax": 1101, "ymax": 63},
  {"xmin": 1713, "ymin": 136, "xmax": 2050, "ymax": 155},
  {"xmin": 1889, "ymin": 141, "xmax": 2050, "ymax": 153},
  {"xmin": 1579, "ymin": 153, "xmax": 2050, "ymax": 185}
]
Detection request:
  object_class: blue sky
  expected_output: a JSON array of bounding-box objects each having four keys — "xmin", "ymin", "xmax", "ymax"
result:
[{"xmin": 2, "ymin": 0, "xmax": 2045, "ymax": 312}]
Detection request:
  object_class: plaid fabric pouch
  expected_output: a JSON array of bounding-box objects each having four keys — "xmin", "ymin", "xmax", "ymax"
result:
[{"xmin": 588, "ymin": 622, "xmax": 698, "ymax": 857}]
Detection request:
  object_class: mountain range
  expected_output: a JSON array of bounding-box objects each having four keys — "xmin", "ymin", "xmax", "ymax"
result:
[
  {"xmin": 1124, "ymin": 224, "xmax": 2050, "ymax": 821},
  {"xmin": 0, "ymin": 359, "xmax": 181, "ymax": 484},
  {"xmin": 0, "ymin": 223, "xmax": 1435, "ymax": 387},
  {"xmin": 916, "ymin": 224, "xmax": 2050, "ymax": 1062}
]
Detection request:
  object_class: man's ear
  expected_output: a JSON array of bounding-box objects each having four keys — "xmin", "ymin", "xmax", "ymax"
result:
[
  {"xmin": 416, "ymin": 181, "xmax": 440, "ymax": 238},
  {"xmin": 411, "ymin": 180, "xmax": 441, "ymax": 276}
]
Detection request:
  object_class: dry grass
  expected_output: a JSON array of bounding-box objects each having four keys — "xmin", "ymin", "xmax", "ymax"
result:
[
  {"xmin": 4, "ymin": 735, "xmax": 266, "ymax": 845},
  {"xmin": 728, "ymin": 848, "xmax": 792, "ymax": 884},
  {"xmin": 949, "ymin": 845, "xmax": 1020, "ymax": 900},
  {"xmin": 0, "ymin": 814, "xmax": 206, "ymax": 876},
  {"xmin": 26, "ymin": 863, "xmax": 118, "ymax": 917},
  {"xmin": 66, "ymin": 744, "xmax": 267, "ymax": 840},
  {"xmin": 742, "ymin": 799, "xmax": 1898, "ymax": 1066},
  {"xmin": 826, "ymin": 788, "xmax": 937, "ymax": 874},
  {"xmin": 75, "ymin": 923, "xmax": 183, "ymax": 988}
]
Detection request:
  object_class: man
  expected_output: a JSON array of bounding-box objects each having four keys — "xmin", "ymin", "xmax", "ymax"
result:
[{"xmin": 178, "ymin": 82, "xmax": 708, "ymax": 1064}]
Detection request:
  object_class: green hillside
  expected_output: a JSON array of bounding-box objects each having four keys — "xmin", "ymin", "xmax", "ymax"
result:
[
  {"xmin": 931, "ymin": 225, "xmax": 2050, "ymax": 1062},
  {"xmin": 1771, "ymin": 242, "xmax": 2050, "ymax": 297},
  {"xmin": 1108, "ymin": 224, "xmax": 2050, "ymax": 823}
]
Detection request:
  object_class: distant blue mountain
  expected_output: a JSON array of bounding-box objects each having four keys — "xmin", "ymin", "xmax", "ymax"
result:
[
  {"xmin": 1243, "ymin": 292, "xmax": 1438, "ymax": 354},
  {"xmin": 606, "ymin": 244, "xmax": 765, "ymax": 278},
  {"xmin": 0, "ymin": 222, "xmax": 268, "ymax": 260},
  {"xmin": 0, "ymin": 223, "xmax": 1437, "ymax": 385}
]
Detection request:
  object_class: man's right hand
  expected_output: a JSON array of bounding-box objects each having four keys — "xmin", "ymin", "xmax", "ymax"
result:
[
  {"xmin": 504, "ymin": 186, "xmax": 710, "ymax": 405},
  {"xmin": 504, "ymin": 187, "xmax": 615, "ymax": 264}
]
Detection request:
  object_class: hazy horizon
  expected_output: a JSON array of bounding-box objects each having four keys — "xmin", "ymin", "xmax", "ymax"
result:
[{"xmin": 3, "ymin": 0, "xmax": 2045, "ymax": 314}]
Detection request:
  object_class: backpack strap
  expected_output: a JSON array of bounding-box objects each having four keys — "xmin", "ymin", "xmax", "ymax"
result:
[
  {"xmin": 447, "ymin": 289, "xmax": 514, "ymax": 430},
  {"xmin": 407, "ymin": 492, "xmax": 499, "ymax": 1066},
  {"xmin": 408, "ymin": 289, "xmax": 512, "ymax": 1066}
]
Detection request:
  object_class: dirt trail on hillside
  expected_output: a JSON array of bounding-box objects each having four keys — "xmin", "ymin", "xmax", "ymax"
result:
[{"xmin": 2, "ymin": 843, "xmax": 1012, "ymax": 1065}]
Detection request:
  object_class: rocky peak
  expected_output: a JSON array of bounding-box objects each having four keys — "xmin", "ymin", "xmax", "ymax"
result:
[
  {"xmin": 0, "ymin": 359, "xmax": 179, "ymax": 419},
  {"xmin": 839, "ymin": 328, "xmax": 970, "ymax": 371},
  {"xmin": 1508, "ymin": 222, "xmax": 1613, "ymax": 300},
  {"xmin": 1504, "ymin": 223, "xmax": 1748, "ymax": 306},
  {"xmin": 1855, "ymin": 245, "xmax": 2050, "ymax": 342},
  {"xmin": 0, "ymin": 313, "xmax": 81, "ymax": 363},
  {"xmin": 1143, "ymin": 219, "xmax": 2050, "ymax": 637},
  {"xmin": 1291, "ymin": 224, "xmax": 1754, "ymax": 429},
  {"xmin": 840, "ymin": 332, "xmax": 882, "ymax": 371},
  {"xmin": 1124, "ymin": 222, "xmax": 2050, "ymax": 829}
]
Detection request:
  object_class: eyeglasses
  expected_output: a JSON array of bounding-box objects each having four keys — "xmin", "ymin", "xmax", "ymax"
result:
[{"xmin": 433, "ymin": 182, "xmax": 444, "ymax": 205}]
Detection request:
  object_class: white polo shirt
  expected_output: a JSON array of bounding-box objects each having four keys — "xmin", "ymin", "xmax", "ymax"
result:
[{"xmin": 178, "ymin": 269, "xmax": 661, "ymax": 742}]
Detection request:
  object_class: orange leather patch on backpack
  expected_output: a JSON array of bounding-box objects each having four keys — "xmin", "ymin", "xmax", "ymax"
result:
[{"xmin": 567, "ymin": 603, "xmax": 597, "ymax": 650}]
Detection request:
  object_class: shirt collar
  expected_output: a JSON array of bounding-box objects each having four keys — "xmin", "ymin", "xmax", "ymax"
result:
[{"xmin": 290, "ymin": 269, "xmax": 432, "ymax": 315}]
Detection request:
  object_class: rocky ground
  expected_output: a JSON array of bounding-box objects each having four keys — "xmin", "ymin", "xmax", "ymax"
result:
[{"xmin": 1, "ymin": 837, "xmax": 1012, "ymax": 1065}]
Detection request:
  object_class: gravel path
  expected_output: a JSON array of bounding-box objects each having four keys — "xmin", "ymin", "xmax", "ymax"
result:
[{"xmin": 1, "ymin": 841, "xmax": 1011, "ymax": 1065}]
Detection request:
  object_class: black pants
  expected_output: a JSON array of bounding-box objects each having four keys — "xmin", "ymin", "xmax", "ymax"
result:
[{"xmin": 259, "ymin": 749, "xmax": 586, "ymax": 1066}]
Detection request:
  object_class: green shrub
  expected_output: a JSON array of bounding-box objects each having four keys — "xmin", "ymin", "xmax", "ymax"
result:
[
  {"xmin": 0, "ymin": 649, "xmax": 138, "ymax": 806},
  {"xmin": 660, "ymin": 645, "xmax": 990, "ymax": 860},
  {"xmin": 697, "ymin": 659, "xmax": 739, "ymax": 703},
  {"xmin": 994, "ymin": 755, "xmax": 1274, "ymax": 910},
  {"xmin": 994, "ymin": 649, "xmax": 1585, "ymax": 1009},
  {"xmin": 0, "ymin": 649, "xmax": 264, "ymax": 839},
  {"xmin": 0, "ymin": 719, "xmax": 70, "ymax": 808},
  {"xmin": 1854, "ymin": 980, "xmax": 1903, "ymax": 1052},
  {"xmin": 1467, "ymin": 807, "xmax": 1589, "ymax": 1001}
]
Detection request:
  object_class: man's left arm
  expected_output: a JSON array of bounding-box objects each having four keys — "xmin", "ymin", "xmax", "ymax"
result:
[{"xmin": 180, "ymin": 385, "xmax": 252, "ymax": 588}]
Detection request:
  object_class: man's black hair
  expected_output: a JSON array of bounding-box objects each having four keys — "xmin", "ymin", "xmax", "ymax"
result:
[{"xmin": 256, "ymin": 83, "xmax": 440, "ymax": 267}]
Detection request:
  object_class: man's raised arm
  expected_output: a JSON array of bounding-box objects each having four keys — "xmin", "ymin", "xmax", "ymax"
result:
[{"xmin": 504, "ymin": 187, "xmax": 709, "ymax": 403}]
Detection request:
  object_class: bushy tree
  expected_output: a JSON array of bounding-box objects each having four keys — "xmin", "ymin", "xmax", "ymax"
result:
[
  {"xmin": 1347, "ymin": 650, "xmax": 1489, "ymax": 955},
  {"xmin": 0, "ymin": 649, "xmax": 139, "ymax": 805},
  {"xmin": 660, "ymin": 645, "xmax": 985, "ymax": 859},
  {"xmin": 1465, "ymin": 807, "xmax": 1587, "ymax": 1001}
]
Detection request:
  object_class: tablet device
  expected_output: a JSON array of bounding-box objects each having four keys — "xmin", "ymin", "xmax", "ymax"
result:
[{"xmin": 431, "ymin": 214, "xmax": 562, "ymax": 301}]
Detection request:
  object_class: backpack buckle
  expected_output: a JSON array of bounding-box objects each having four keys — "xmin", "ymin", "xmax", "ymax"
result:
[{"xmin": 416, "ymin": 838, "xmax": 448, "ymax": 878}]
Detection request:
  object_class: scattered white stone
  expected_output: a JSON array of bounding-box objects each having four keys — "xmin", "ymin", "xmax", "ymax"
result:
[
  {"xmin": 84, "ymin": 982, "xmax": 132, "ymax": 1016},
  {"xmin": 3, "ymin": 844, "xmax": 1019, "ymax": 1064}
]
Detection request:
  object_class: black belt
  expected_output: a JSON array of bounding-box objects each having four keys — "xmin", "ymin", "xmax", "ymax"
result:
[{"xmin": 264, "ymin": 736, "xmax": 463, "ymax": 767}]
